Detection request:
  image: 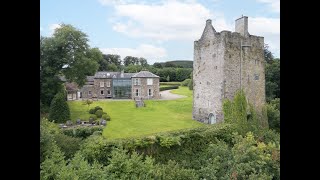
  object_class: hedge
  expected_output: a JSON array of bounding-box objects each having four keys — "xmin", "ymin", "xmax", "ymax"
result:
[
  {"xmin": 62, "ymin": 126, "xmax": 104, "ymax": 139},
  {"xmin": 160, "ymin": 85, "xmax": 179, "ymax": 91},
  {"xmin": 160, "ymin": 82, "xmax": 181, "ymax": 86},
  {"xmin": 79, "ymin": 123, "xmax": 235, "ymax": 167}
]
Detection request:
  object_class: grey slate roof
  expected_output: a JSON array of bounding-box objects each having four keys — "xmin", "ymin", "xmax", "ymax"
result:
[
  {"xmin": 94, "ymin": 71, "xmax": 138, "ymax": 79},
  {"xmin": 131, "ymin": 71, "xmax": 159, "ymax": 78},
  {"xmin": 65, "ymin": 82, "xmax": 78, "ymax": 91},
  {"xmin": 94, "ymin": 71, "xmax": 119, "ymax": 78},
  {"xmin": 87, "ymin": 76, "xmax": 94, "ymax": 81}
]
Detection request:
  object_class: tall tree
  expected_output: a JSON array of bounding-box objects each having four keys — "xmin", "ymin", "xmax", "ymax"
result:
[
  {"xmin": 99, "ymin": 54, "xmax": 122, "ymax": 70},
  {"xmin": 153, "ymin": 62, "xmax": 163, "ymax": 68},
  {"xmin": 265, "ymin": 59, "xmax": 280, "ymax": 101},
  {"xmin": 49, "ymin": 91, "xmax": 71, "ymax": 123},
  {"xmin": 264, "ymin": 44, "xmax": 274, "ymax": 63},
  {"xmin": 164, "ymin": 62, "xmax": 176, "ymax": 68},
  {"xmin": 139, "ymin": 57, "xmax": 148, "ymax": 67},
  {"xmin": 123, "ymin": 56, "xmax": 141, "ymax": 66},
  {"xmin": 40, "ymin": 24, "xmax": 102, "ymax": 107}
]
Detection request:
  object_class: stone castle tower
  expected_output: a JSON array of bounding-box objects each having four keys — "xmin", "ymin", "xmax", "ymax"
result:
[{"xmin": 193, "ymin": 16, "xmax": 265, "ymax": 124}]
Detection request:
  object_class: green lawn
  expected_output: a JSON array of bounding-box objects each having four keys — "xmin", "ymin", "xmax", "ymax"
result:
[{"xmin": 68, "ymin": 87, "xmax": 204, "ymax": 139}]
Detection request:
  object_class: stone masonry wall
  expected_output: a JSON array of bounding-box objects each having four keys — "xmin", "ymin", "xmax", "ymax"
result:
[
  {"xmin": 193, "ymin": 18, "xmax": 265, "ymax": 124},
  {"xmin": 132, "ymin": 77, "xmax": 160, "ymax": 100},
  {"xmin": 223, "ymin": 31, "xmax": 265, "ymax": 112},
  {"xmin": 80, "ymin": 85, "xmax": 94, "ymax": 99},
  {"xmin": 193, "ymin": 30, "xmax": 225, "ymax": 123},
  {"xmin": 93, "ymin": 78, "xmax": 112, "ymax": 99}
]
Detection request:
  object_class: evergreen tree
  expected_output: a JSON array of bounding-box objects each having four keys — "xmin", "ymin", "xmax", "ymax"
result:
[{"xmin": 49, "ymin": 92, "xmax": 70, "ymax": 123}]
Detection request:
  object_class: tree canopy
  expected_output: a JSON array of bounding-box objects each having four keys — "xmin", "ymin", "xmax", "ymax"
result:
[{"xmin": 40, "ymin": 24, "xmax": 102, "ymax": 107}]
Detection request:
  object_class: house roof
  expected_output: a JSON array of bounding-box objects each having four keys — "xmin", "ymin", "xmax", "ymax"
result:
[
  {"xmin": 87, "ymin": 76, "xmax": 94, "ymax": 82},
  {"xmin": 94, "ymin": 71, "xmax": 119, "ymax": 78},
  {"xmin": 65, "ymin": 82, "xmax": 78, "ymax": 91},
  {"xmin": 131, "ymin": 71, "xmax": 159, "ymax": 78},
  {"xmin": 94, "ymin": 71, "xmax": 137, "ymax": 79}
]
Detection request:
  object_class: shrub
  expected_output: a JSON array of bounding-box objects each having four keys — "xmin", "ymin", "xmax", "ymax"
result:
[
  {"xmin": 49, "ymin": 92, "xmax": 70, "ymax": 123},
  {"xmin": 89, "ymin": 106, "xmax": 103, "ymax": 114},
  {"xmin": 89, "ymin": 114, "xmax": 97, "ymax": 121},
  {"xmin": 181, "ymin": 79, "xmax": 191, "ymax": 86},
  {"xmin": 154, "ymin": 160, "xmax": 199, "ymax": 180},
  {"xmin": 160, "ymin": 85, "xmax": 179, "ymax": 91},
  {"xmin": 89, "ymin": 108, "xmax": 95, "ymax": 114},
  {"xmin": 102, "ymin": 114, "xmax": 111, "ymax": 121},
  {"xmin": 92, "ymin": 131, "xmax": 103, "ymax": 136},
  {"xmin": 78, "ymin": 123, "xmax": 235, "ymax": 166},
  {"xmin": 95, "ymin": 109, "xmax": 103, "ymax": 118},
  {"xmin": 54, "ymin": 133, "xmax": 82, "ymax": 160},
  {"xmin": 62, "ymin": 126, "xmax": 104, "ymax": 139},
  {"xmin": 40, "ymin": 118, "xmax": 60, "ymax": 163},
  {"xmin": 188, "ymin": 79, "xmax": 193, "ymax": 90},
  {"xmin": 188, "ymin": 72, "xmax": 193, "ymax": 90},
  {"xmin": 267, "ymin": 98, "xmax": 280, "ymax": 132},
  {"xmin": 160, "ymin": 82, "xmax": 181, "ymax": 86}
]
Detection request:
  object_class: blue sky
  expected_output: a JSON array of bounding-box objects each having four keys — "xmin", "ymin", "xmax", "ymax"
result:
[{"xmin": 40, "ymin": 0, "xmax": 280, "ymax": 64}]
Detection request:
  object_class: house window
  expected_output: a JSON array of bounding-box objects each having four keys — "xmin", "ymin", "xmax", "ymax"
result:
[
  {"xmin": 100, "ymin": 90, "xmax": 104, "ymax": 95},
  {"xmin": 135, "ymin": 89, "xmax": 139, "ymax": 96},
  {"xmin": 147, "ymin": 78, "xmax": 153, "ymax": 85},
  {"xmin": 100, "ymin": 82, "xmax": 104, "ymax": 87},
  {"xmin": 148, "ymin": 89, "xmax": 152, "ymax": 96},
  {"xmin": 107, "ymin": 90, "xmax": 111, "ymax": 95},
  {"xmin": 254, "ymin": 74, "xmax": 259, "ymax": 80},
  {"xmin": 88, "ymin": 91, "xmax": 92, "ymax": 95},
  {"xmin": 134, "ymin": 78, "xmax": 140, "ymax": 85},
  {"xmin": 107, "ymin": 81, "xmax": 111, "ymax": 87}
]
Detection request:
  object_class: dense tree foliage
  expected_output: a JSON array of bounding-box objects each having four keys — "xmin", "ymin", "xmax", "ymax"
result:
[
  {"xmin": 223, "ymin": 90, "xmax": 268, "ymax": 135},
  {"xmin": 188, "ymin": 72, "xmax": 193, "ymax": 90},
  {"xmin": 98, "ymin": 54, "xmax": 122, "ymax": 71},
  {"xmin": 265, "ymin": 59, "xmax": 280, "ymax": 102},
  {"xmin": 48, "ymin": 91, "xmax": 70, "ymax": 123},
  {"xmin": 264, "ymin": 44, "xmax": 274, "ymax": 64},
  {"xmin": 153, "ymin": 62, "xmax": 163, "ymax": 68},
  {"xmin": 41, "ymin": 123, "xmax": 279, "ymax": 179},
  {"xmin": 155, "ymin": 60, "xmax": 193, "ymax": 68},
  {"xmin": 40, "ymin": 24, "xmax": 102, "ymax": 109},
  {"xmin": 266, "ymin": 98, "xmax": 280, "ymax": 132}
]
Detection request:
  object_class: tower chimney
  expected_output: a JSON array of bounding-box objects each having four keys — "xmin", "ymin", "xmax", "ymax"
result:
[
  {"xmin": 206, "ymin": 19, "xmax": 212, "ymax": 25},
  {"xmin": 235, "ymin": 15, "xmax": 249, "ymax": 37}
]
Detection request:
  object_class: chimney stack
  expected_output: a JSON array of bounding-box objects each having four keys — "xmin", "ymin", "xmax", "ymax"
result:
[{"xmin": 235, "ymin": 15, "xmax": 249, "ymax": 37}]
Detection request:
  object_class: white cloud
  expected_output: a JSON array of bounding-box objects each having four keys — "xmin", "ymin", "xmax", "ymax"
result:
[
  {"xmin": 249, "ymin": 17, "xmax": 280, "ymax": 57},
  {"xmin": 40, "ymin": 27, "xmax": 43, "ymax": 31},
  {"xmin": 48, "ymin": 23, "xmax": 61, "ymax": 36},
  {"xmin": 257, "ymin": 0, "xmax": 280, "ymax": 13},
  {"xmin": 99, "ymin": 0, "xmax": 279, "ymax": 57},
  {"xmin": 100, "ymin": 44, "xmax": 167, "ymax": 64},
  {"xmin": 98, "ymin": 0, "xmax": 138, "ymax": 6},
  {"xmin": 103, "ymin": 0, "xmax": 230, "ymax": 41}
]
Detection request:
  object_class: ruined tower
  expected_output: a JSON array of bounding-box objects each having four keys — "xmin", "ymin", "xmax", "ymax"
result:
[{"xmin": 193, "ymin": 16, "xmax": 265, "ymax": 124}]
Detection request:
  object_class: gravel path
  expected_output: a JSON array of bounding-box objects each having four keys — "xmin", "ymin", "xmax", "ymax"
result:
[
  {"xmin": 77, "ymin": 90, "xmax": 186, "ymax": 101},
  {"xmin": 159, "ymin": 90, "xmax": 187, "ymax": 100}
]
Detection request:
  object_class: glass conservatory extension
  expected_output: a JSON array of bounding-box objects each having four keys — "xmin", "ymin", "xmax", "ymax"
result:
[{"xmin": 112, "ymin": 78, "xmax": 132, "ymax": 99}]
